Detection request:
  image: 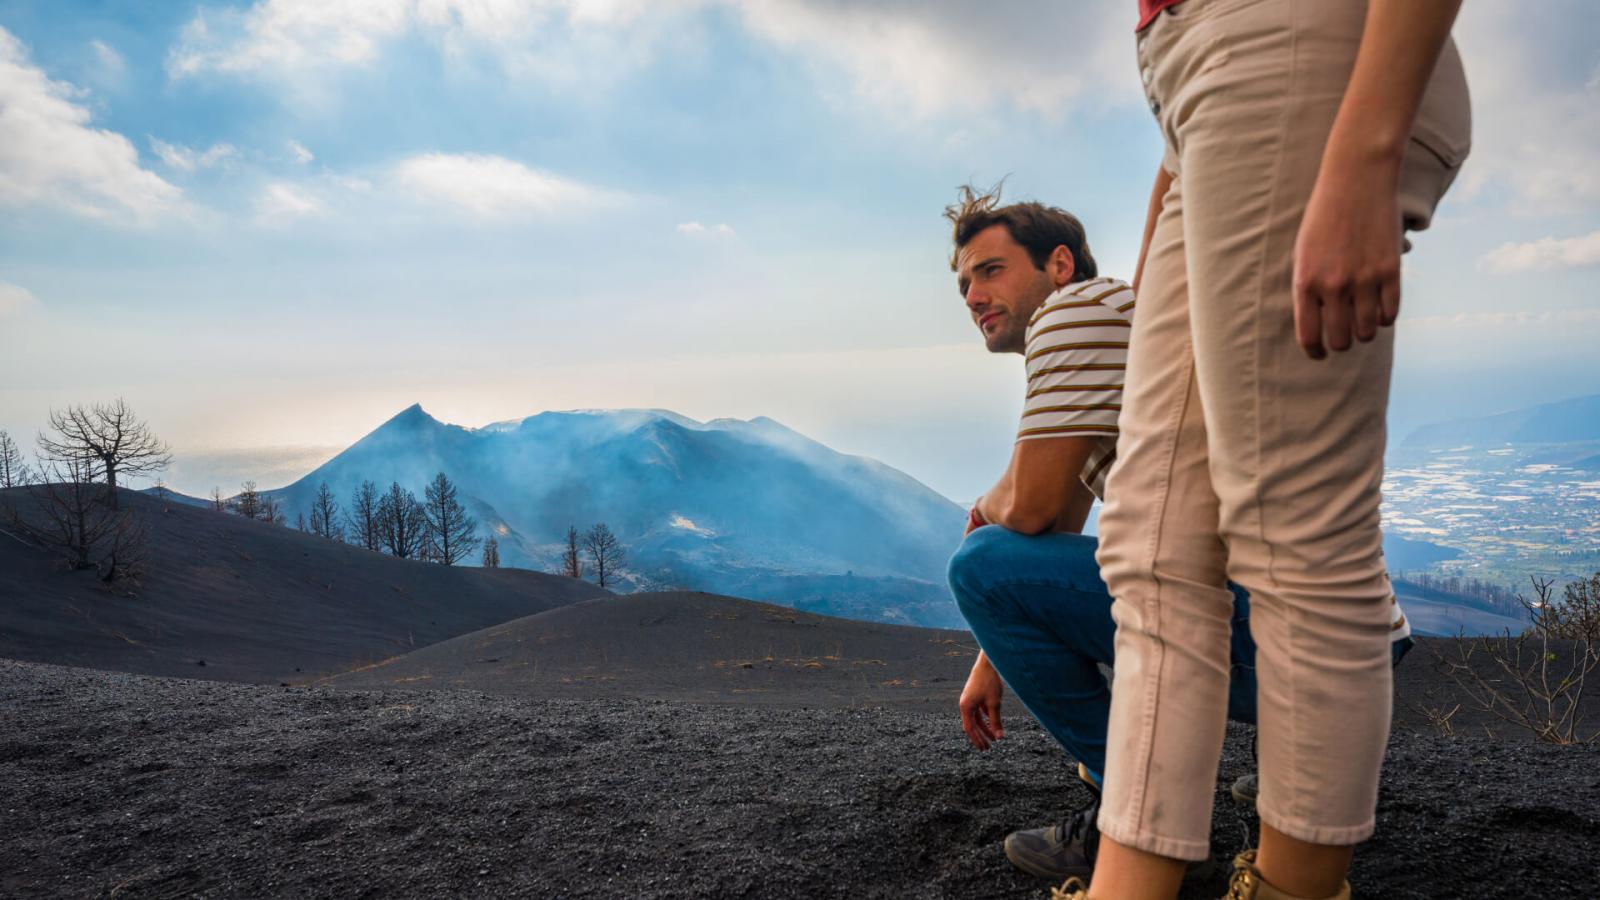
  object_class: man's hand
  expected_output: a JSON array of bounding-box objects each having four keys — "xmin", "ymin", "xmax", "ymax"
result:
[
  {"xmin": 1292, "ymin": 153, "xmax": 1402, "ymax": 360},
  {"xmin": 959, "ymin": 652, "xmax": 1005, "ymax": 750}
]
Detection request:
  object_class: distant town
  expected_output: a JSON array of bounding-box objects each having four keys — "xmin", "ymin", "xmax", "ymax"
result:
[{"xmin": 1383, "ymin": 441, "xmax": 1600, "ymax": 592}]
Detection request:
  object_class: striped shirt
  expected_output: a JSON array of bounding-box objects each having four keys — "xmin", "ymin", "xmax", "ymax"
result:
[{"xmin": 1016, "ymin": 276, "xmax": 1135, "ymax": 500}]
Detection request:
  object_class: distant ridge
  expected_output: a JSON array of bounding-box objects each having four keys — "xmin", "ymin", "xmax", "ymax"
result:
[{"xmin": 1402, "ymin": 393, "xmax": 1600, "ymax": 448}]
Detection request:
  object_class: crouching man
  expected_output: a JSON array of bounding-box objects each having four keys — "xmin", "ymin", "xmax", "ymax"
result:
[{"xmin": 940, "ymin": 184, "xmax": 1411, "ymax": 882}]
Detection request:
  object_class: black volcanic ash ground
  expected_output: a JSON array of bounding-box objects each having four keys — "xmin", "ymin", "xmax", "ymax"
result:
[{"xmin": 3, "ymin": 660, "xmax": 1597, "ymax": 900}]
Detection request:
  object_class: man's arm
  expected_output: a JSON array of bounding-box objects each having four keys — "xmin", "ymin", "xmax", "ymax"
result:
[
  {"xmin": 973, "ymin": 437, "xmax": 1097, "ymax": 535},
  {"xmin": 1293, "ymin": 0, "xmax": 1464, "ymax": 359}
]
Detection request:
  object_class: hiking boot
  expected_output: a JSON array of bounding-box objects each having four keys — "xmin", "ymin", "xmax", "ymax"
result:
[
  {"xmin": 1222, "ymin": 849, "xmax": 1350, "ymax": 900},
  {"xmin": 1231, "ymin": 773, "xmax": 1258, "ymax": 810},
  {"xmin": 1004, "ymin": 763, "xmax": 1102, "ymax": 880},
  {"xmin": 1005, "ymin": 763, "xmax": 1218, "ymax": 882}
]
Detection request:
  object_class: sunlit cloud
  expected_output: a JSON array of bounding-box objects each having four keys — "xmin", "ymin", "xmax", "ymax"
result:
[
  {"xmin": 393, "ymin": 152, "xmax": 616, "ymax": 220},
  {"xmin": 150, "ymin": 138, "xmax": 238, "ymax": 172},
  {"xmin": 286, "ymin": 139, "xmax": 314, "ymax": 164},
  {"xmin": 676, "ymin": 221, "xmax": 734, "ymax": 237},
  {"xmin": 0, "ymin": 26, "xmax": 181, "ymax": 222},
  {"xmin": 89, "ymin": 39, "xmax": 126, "ymax": 78},
  {"xmin": 1481, "ymin": 231, "xmax": 1600, "ymax": 273},
  {"xmin": 254, "ymin": 181, "xmax": 323, "ymax": 222},
  {"xmin": 0, "ymin": 281, "xmax": 40, "ymax": 318}
]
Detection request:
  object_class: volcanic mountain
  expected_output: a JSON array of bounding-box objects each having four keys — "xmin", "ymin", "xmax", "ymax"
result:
[{"xmin": 269, "ymin": 405, "xmax": 968, "ymax": 627}]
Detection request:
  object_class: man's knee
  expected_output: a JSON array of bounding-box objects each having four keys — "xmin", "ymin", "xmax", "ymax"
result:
[{"xmin": 947, "ymin": 525, "xmax": 1010, "ymax": 608}]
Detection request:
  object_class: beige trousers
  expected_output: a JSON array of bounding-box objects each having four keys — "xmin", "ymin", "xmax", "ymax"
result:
[{"xmin": 1095, "ymin": 0, "xmax": 1470, "ymax": 859}]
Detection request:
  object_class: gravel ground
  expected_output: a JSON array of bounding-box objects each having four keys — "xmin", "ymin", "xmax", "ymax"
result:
[{"xmin": 4, "ymin": 659, "xmax": 1597, "ymax": 900}]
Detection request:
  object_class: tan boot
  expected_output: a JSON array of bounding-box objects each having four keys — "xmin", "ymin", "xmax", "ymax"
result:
[
  {"xmin": 1222, "ymin": 850, "xmax": 1351, "ymax": 900},
  {"xmin": 1049, "ymin": 876, "xmax": 1090, "ymax": 900}
]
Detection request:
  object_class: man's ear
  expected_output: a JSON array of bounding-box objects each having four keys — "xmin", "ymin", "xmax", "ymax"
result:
[{"xmin": 1049, "ymin": 245, "xmax": 1076, "ymax": 287}]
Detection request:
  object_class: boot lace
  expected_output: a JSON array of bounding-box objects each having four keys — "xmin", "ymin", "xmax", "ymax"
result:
[
  {"xmin": 1225, "ymin": 849, "xmax": 1260, "ymax": 900},
  {"xmin": 1049, "ymin": 876, "xmax": 1089, "ymax": 900}
]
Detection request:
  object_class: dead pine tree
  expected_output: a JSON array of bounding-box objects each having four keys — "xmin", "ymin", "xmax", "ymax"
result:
[
  {"xmin": 376, "ymin": 481, "xmax": 427, "ymax": 559},
  {"xmin": 345, "ymin": 480, "xmax": 382, "ymax": 551},
  {"xmin": 21, "ymin": 456, "xmax": 145, "ymax": 586},
  {"xmin": 482, "ymin": 535, "xmax": 500, "ymax": 568},
  {"xmin": 0, "ymin": 429, "xmax": 32, "ymax": 488},
  {"xmin": 232, "ymin": 481, "xmax": 264, "ymax": 520},
  {"xmin": 583, "ymin": 522, "xmax": 625, "ymax": 588},
  {"xmin": 308, "ymin": 481, "xmax": 343, "ymax": 541},
  {"xmin": 562, "ymin": 525, "xmax": 582, "ymax": 579},
  {"xmin": 422, "ymin": 472, "xmax": 479, "ymax": 566},
  {"xmin": 210, "ymin": 487, "xmax": 226, "ymax": 512},
  {"xmin": 36, "ymin": 399, "xmax": 171, "ymax": 509}
]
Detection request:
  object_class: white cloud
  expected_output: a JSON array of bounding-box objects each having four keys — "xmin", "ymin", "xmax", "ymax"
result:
[
  {"xmin": 1452, "ymin": 2, "xmax": 1600, "ymax": 214},
  {"xmin": 676, "ymin": 220, "xmax": 735, "ymax": 237},
  {"xmin": 89, "ymin": 39, "xmax": 126, "ymax": 77},
  {"xmin": 731, "ymin": 2, "xmax": 1137, "ymax": 119},
  {"xmin": 1482, "ymin": 231, "xmax": 1600, "ymax": 273},
  {"xmin": 167, "ymin": 0, "xmax": 701, "ymax": 78},
  {"xmin": 394, "ymin": 152, "xmax": 614, "ymax": 219},
  {"xmin": 286, "ymin": 139, "xmax": 314, "ymax": 164},
  {"xmin": 255, "ymin": 181, "xmax": 323, "ymax": 221},
  {"xmin": 0, "ymin": 26, "xmax": 181, "ymax": 221},
  {"xmin": 0, "ymin": 281, "xmax": 39, "ymax": 318},
  {"xmin": 166, "ymin": 0, "xmax": 1135, "ymax": 119},
  {"xmin": 1405, "ymin": 308, "xmax": 1600, "ymax": 329},
  {"xmin": 150, "ymin": 138, "xmax": 238, "ymax": 172}
]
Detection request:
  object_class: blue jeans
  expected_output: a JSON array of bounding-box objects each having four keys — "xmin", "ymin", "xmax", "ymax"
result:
[{"xmin": 948, "ymin": 526, "xmax": 1409, "ymax": 781}]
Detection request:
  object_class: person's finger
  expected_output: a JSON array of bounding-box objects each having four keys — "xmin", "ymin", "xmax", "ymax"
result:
[
  {"xmin": 990, "ymin": 697, "xmax": 1004, "ymax": 739},
  {"xmin": 1379, "ymin": 272, "xmax": 1401, "ymax": 328},
  {"xmin": 961, "ymin": 701, "xmax": 987, "ymax": 750},
  {"xmin": 1353, "ymin": 283, "xmax": 1380, "ymax": 343},
  {"xmin": 1323, "ymin": 288, "xmax": 1353, "ymax": 353},
  {"xmin": 1294, "ymin": 281, "xmax": 1326, "ymax": 360}
]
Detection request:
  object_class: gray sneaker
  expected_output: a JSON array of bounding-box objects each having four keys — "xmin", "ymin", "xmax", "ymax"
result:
[
  {"xmin": 1003, "ymin": 764, "xmax": 1101, "ymax": 881},
  {"xmin": 1231, "ymin": 773, "xmax": 1259, "ymax": 810}
]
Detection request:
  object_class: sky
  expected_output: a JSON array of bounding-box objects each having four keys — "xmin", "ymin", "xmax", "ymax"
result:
[{"xmin": 1, "ymin": 0, "xmax": 1597, "ymax": 503}]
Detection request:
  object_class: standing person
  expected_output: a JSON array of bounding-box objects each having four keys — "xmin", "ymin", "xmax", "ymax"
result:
[
  {"xmin": 1056, "ymin": 2, "xmax": 1471, "ymax": 900},
  {"xmin": 941, "ymin": 187, "xmax": 1411, "ymax": 886}
]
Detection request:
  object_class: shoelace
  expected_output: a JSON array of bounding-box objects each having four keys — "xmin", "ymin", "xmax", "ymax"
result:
[
  {"xmin": 1049, "ymin": 876, "xmax": 1089, "ymax": 900},
  {"xmin": 1225, "ymin": 850, "xmax": 1260, "ymax": 900},
  {"xmin": 1052, "ymin": 786, "xmax": 1100, "ymax": 850}
]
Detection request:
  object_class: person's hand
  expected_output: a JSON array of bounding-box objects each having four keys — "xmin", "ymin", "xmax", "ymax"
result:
[
  {"xmin": 965, "ymin": 504, "xmax": 987, "ymax": 536},
  {"xmin": 959, "ymin": 653, "xmax": 1005, "ymax": 750},
  {"xmin": 1292, "ymin": 155, "xmax": 1403, "ymax": 360}
]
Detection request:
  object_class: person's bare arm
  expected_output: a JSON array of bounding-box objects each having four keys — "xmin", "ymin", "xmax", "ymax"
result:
[
  {"xmin": 1293, "ymin": 0, "xmax": 1464, "ymax": 360},
  {"xmin": 1132, "ymin": 165, "xmax": 1174, "ymax": 297},
  {"xmin": 972, "ymin": 437, "xmax": 1096, "ymax": 536}
]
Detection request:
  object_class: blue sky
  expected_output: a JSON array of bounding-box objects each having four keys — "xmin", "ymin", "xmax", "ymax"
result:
[{"xmin": 2, "ymin": 0, "xmax": 1598, "ymax": 502}]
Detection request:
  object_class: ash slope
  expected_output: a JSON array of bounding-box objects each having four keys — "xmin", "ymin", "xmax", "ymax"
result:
[
  {"xmin": 4, "ymin": 660, "xmax": 1597, "ymax": 900},
  {"xmin": 326, "ymin": 591, "xmax": 1599, "ymax": 739},
  {"xmin": 0, "ymin": 488, "xmax": 607, "ymax": 684},
  {"xmin": 324, "ymin": 590, "xmax": 978, "ymax": 710}
]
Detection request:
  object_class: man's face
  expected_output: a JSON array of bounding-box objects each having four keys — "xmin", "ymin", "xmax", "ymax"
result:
[{"xmin": 956, "ymin": 224, "xmax": 1059, "ymax": 354}]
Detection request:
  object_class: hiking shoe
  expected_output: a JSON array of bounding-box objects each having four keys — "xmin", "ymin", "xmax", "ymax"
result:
[
  {"xmin": 1231, "ymin": 773, "xmax": 1259, "ymax": 810},
  {"xmin": 1223, "ymin": 849, "xmax": 1350, "ymax": 900},
  {"xmin": 1004, "ymin": 764, "xmax": 1102, "ymax": 880}
]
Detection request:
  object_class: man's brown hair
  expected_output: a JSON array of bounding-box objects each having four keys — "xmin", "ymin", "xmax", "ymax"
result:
[{"xmin": 945, "ymin": 182, "xmax": 1098, "ymax": 281}]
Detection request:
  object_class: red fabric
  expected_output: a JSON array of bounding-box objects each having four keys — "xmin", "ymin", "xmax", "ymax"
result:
[{"xmin": 1137, "ymin": 0, "xmax": 1188, "ymax": 31}]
